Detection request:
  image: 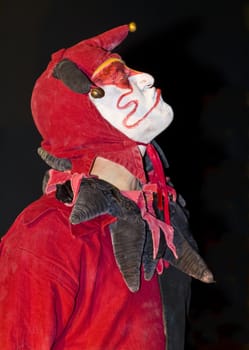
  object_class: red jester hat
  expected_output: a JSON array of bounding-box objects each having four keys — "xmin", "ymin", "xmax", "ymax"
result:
[{"xmin": 31, "ymin": 22, "xmax": 147, "ymax": 183}]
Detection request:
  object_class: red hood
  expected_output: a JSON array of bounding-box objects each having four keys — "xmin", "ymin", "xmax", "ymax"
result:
[{"xmin": 31, "ymin": 23, "xmax": 146, "ymax": 183}]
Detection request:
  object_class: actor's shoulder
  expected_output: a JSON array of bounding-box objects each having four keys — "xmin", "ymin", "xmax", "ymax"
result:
[
  {"xmin": 1, "ymin": 194, "xmax": 80, "ymax": 260},
  {"xmin": 20, "ymin": 193, "xmax": 70, "ymax": 226},
  {"xmin": 1, "ymin": 194, "xmax": 72, "ymax": 245}
]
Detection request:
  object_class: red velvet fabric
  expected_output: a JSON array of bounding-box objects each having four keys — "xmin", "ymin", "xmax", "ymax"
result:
[
  {"xmin": 31, "ymin": 24, "xmax": 147, "ymax": 183},
  {"xmin": 0, "ymin": 193, "xmax": 166, "ymax": 349}
]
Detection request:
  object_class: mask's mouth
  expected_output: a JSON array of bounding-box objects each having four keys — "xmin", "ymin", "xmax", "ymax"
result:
[{"xmin": 122, "ymin": 88, "xmax": 161, "ymax": 129}]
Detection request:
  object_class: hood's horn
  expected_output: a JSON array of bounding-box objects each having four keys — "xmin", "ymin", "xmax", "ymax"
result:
[
  {"xmin": 53, "ymin": 58, "xmax": 92, "ymax": 94},
  {"xmin": 37, "ymin": 147, "xmax": 72, "ymax": 171}
]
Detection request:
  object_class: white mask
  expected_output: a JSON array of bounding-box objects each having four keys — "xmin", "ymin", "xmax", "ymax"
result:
[{"xmin": 89, "ymin": 59, "xmax": 174, "ymax": 144}]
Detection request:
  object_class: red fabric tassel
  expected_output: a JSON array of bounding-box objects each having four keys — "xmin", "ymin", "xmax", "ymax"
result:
[{"xmin": 146, "ymin": 143, "xmax": 171, "ymax": 224}]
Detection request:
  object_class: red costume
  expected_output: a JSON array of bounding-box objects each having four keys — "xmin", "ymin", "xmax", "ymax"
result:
[
  {"xmin": 0, "ymin": 194, "xmax": 166, "ymax": 349},
  {"xmin": 0, "ymin": 23, "xmax": 213, "ymax": 349}
]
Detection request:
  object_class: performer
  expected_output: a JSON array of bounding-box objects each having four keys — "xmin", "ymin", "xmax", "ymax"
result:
[{"xmin": 0, "ymin": 22, "xmax": 213, "ymax": 349}]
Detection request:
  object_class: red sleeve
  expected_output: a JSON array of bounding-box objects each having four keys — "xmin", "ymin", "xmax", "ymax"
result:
[{"xmin": 0, "ymin": 239, "xmax": 77, "ymax": 349}]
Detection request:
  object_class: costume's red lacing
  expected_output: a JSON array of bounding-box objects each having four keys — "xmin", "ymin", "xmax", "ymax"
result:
[{"xmin": 145, "ymin": 143, "xmax": 178, "ymax": 272}]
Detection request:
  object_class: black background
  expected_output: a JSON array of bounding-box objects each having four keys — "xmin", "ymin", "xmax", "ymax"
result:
[{"xmin": 0, "ymin": 1, "xmax": 248, "ymax": 348}]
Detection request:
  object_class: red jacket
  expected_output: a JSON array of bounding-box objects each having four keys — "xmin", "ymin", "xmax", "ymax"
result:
[{"xmin": 0, "ymin": 193, "xmax": 166, "ymax": 349}]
